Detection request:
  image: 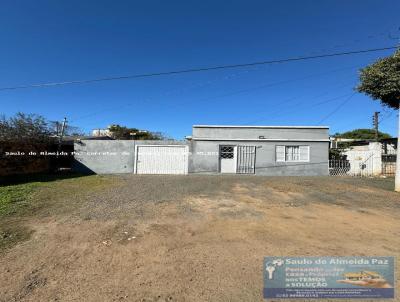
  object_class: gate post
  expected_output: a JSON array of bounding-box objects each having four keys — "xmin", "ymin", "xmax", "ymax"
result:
[{"xmin": 369, "ymin": 142, "xmax": 382, "ymax": 176}]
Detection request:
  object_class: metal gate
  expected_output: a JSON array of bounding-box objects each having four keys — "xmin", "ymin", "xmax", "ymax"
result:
[
  {"xmin": 382, "ymin": 149, "xmax": 396, "ymax": 176},
  {"xmin": 237, "ymin": 146, "xmax": 256, "ymax": 174},
  {"xmin": 135, "ymin": 145, "xmax": 189, "ymax": 174}
]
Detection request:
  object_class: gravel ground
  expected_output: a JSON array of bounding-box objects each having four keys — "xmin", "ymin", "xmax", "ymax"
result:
[
  {"xmin": 0, "ymin": 175, "xmax": 399, "ymax": 302},
  {"xmin": 75, "ymin": 175, "xmax": 400, "ymax": 220}
]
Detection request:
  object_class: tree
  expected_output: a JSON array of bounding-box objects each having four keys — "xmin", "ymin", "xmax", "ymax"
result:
[
  {"xmin": 49, "ymin": 121, "xmax": 85, "ymax": 137},
  {"xmin": 108, "ymin": 124, "xmax": 166, "ymax": 140},
  {"xmin": 335, "ymin": 128, "xmax": 391, "ymax": 140},
  {"xmin": 0, "ymin": 113, "xmax": 84, "ymax": 141},
  {"xmin": 0, "ymin": 112, "xmax": 53, "ymax": 142},
  {"xmin": 357, "ymin": 50, "xmax": 400, "ymax": 191}
]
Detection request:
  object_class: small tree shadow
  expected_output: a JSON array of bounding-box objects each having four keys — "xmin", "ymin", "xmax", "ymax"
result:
[{"xmin": 0, "ymin": 171, "xmax": 93, "ymax": 186}]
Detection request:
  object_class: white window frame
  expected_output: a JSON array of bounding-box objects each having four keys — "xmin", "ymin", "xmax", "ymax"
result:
[{"xmin": 276, "ymin": 145, "xmax": 310, "ymax": 163}]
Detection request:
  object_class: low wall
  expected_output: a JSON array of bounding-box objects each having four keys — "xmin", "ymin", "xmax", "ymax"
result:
[
  {"xmin": 0, "ymin": 140, "xmax": 75, "ymax": 177},
  {"xmin": 0, "ymin": 141, "xmax": 54, "ymax": 177},
  {"xmin": 73, "ymin": 140, "xmax": 187, "ymax": 174}
]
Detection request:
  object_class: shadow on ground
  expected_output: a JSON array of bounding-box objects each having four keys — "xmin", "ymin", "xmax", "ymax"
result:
[{"xmin": 0, "ymin": 172, "xmax": 91, "ymax": 186}]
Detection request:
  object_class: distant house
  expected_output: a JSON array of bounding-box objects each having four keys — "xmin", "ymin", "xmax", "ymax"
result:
[
  {"xmin": 74, "ymin": 125, "xmax": 330, "ymax": 176},
  {"xmin": 344, "ymin": 271, "xmax": 382, "ymax": 281},
  {"xmin": 92, "ymin": 128, "xmax": 112, "ymax": 137}
]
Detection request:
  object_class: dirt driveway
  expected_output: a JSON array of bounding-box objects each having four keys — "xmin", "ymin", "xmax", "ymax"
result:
[{"xmin": 0, "ymin": 175, "xmax": 399, "ymax": 302}]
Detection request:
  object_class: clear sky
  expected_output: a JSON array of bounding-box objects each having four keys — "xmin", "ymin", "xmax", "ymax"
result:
[{"xmin": 0, "ymin": 0, "xmax": 399, "ymax": 139}]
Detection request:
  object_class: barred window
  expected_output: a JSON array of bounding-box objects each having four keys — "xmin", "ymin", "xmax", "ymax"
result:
[{"xmin": 220, "ymin": 146, "xmax": 235, "ymax": 159}]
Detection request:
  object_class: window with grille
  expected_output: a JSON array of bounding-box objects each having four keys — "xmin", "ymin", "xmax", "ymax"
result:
[
  {"xmin": 276, "ymin": 145, "xmax": 309, "ymax": 162},
  {"xmin": 220, "ymin": 146, "xmax": 235, "ymax": 159},
  {"xmin": 286, "ymin": 146, "xmax": 300, "ymax": 161}
]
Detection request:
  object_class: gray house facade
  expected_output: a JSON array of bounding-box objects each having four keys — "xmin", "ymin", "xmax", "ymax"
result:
[
  {"xmin": 189, "ymin": 125, "xmax": 329, "ymax": 176},
  {"xmin": 73, "ymin": 125, "xmax": 329, "ymax": 176}
]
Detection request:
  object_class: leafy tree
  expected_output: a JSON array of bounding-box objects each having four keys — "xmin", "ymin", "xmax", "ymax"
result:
[
  {"xmin": 334, "ymin": 128, "xmax": 391, "ymax": 140},
  {"xmin": 329, "ymin": 148, "xmax": 348, "ymax": 160},
  {"xmin": 357, "ymin": 50, "xmax": 400, "ymax": 109},
  {"xmin": 0, "ymin": 112, "xmax": 53, "ymax": 142},
  {"xmin": 0, "ymin": 113, "xmax": 84, "ymax": 141},
  {"xmin": 357, "ymin": 49, "xmax": 400, "ymax": 191},
  {"xmin": 108, "ymin": 124, "xmax": 166, "ymax": 140}
]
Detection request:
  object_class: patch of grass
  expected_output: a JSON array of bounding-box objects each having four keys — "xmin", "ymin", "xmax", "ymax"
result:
[
  {"xmin": 362, "ymin": 177, "xmax": 395, "ymax": 191},
  {"xmin": 0, "ymin": 182, "xmax": 41, "ymax": 216},
  {"xmin": 32, "ymin": 175, "xmax": 118, "ymax": 217},
  {"xmin": 0, "ymin": 174, "xmax": 116, "ymax": 253},
  {"xmin": 0, "ymin": 174, "xmax": 115, "ymax": 218},
  {"xmin": 337, "ymin": 177, "xmax": 396, "ymax": 192}
]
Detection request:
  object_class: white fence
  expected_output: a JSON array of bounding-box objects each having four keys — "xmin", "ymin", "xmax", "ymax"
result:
[
  {"xmin": 330, "ymin": 142, "xmax": 397, "ymax": 177},
  {"xmin": 329, "ymin": 157, "xmax": 374, "ymax": 177}
]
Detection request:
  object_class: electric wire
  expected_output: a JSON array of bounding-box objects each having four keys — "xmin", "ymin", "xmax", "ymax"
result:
[{"xmin": 0, "ymin": 46, "xmax": 397, "ymax": 92}]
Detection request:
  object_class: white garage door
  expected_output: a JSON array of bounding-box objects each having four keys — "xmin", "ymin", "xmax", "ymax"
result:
[{"xmin": 135, "ymin": 145, "xmax": 189, "ymax": 174}]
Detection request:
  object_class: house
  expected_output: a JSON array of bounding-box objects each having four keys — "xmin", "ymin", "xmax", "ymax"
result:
[
  {"xmin": 92, "ymin": 128, "xmax": 112, "ymax": 137},
  {"xmin": 73, "ymin": 125, "xmax": 329, "ymax": 176},
  {"xmin": 343, "ymin": 271, "xmax": 382, "ymax": 281},
  {"xmin": 188, "ymin": 125, "xmax": 329, "ymax": 176}
]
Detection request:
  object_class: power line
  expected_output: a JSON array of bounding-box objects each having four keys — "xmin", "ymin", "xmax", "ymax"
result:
[
  {"xmin": 0, "ymin": 46, "xmax": 397, "ymax": 92},
  {"xmin": 378, "ymin": 110, "xmax": 396, "ymax": 125},
  {"xmin": 316, "ymin": 92, "xmax": 357, "ymax": 125},
  {"xmin": 242, "ymin": 91, "xmax": 356, "ymax": 128},
  {"xmin": 240, "ymin": 81, "xmax": 355, "ymax": 126},
  {"xmin": 70, "ymin": 66, "xmax": 262, "ymax": 122},
  {"xmin": 165, "ymin": 65, "xmax": 358, "ymax": 111},
  {"xmin": 79, "ymin": 65, "xmax": 358, "ymax": 127},
  {"xmin": 263, "ymin": 92, "xmax": 355, "ymax": 125}
]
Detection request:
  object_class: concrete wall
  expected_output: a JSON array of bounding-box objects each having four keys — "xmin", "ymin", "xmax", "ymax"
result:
[
  {"xmin": 73, "ymin": 140, "xmax": 187, "ymax": 174},
  {"xmin": 189, "ymin": 140, "xmax": 329, "ymax": 176},
  {"xmin": 343, "ymin": 142, "xmax": 382, "ymax": 176}
]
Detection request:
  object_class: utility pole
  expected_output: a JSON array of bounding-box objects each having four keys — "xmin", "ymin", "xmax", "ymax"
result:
[
  {"xmin": 396, "ymin": 103, "xmax": 400, "ymax": 191},
  {"xmin": 56, "ymin": 117, "xmax": 67, "ymax": 171},
  {"xmin": 58, "ymin": 117, "xmax": 67, "ymax": 146},
  {"xmin": 395, "ymin": 30, "xmax": 400, "ymax": 192},
  {"xmin": 55, "ymin": 121, "xmax": 60, "ymax": 136},
  {"xmin": 372, "ymin": 111, "xmax": 380, "ymax": 141}
]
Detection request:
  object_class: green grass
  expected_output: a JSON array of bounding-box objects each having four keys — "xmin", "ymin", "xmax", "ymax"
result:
[
  {"xmin": 0, "ymin": 182, "xmax": 41, "ymax": 216},
  {"xmin": 0, "ymin": 174, "xmax": 115, "ymax": 253},
  {"xmin": 0, "ymin": 182, "xmax": 40, "ymax": 253},
  {"xmin": 0, "ymin": 174, "xmax": 114, "ymax": 217}
]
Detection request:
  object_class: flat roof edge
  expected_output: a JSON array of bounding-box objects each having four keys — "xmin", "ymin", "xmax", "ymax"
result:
[
  {"xmin": 193, "ymin": 125, "xmax": 329, "ymax": 129},
  {"xmin": 191, "ymin": 138, "xmax": 330, "ymax": 142}
]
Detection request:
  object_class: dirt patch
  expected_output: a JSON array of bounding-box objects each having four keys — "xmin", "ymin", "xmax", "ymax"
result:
[
  {"xmin": 0, "ymin": 223, "xmax": 33, "ymax": 253},
  {"xmin": 0, "ymin": 175, "xmax": 399, "ymax": 301},
  {"xmin": 8, "ymin": 268, "xmax": 47, "ymax": 302}
]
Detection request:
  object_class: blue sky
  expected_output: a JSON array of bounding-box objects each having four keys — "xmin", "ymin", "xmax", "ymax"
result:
[{"xmin": 0, "ymin": 0, "xmax": 399, "ymax": 139}]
